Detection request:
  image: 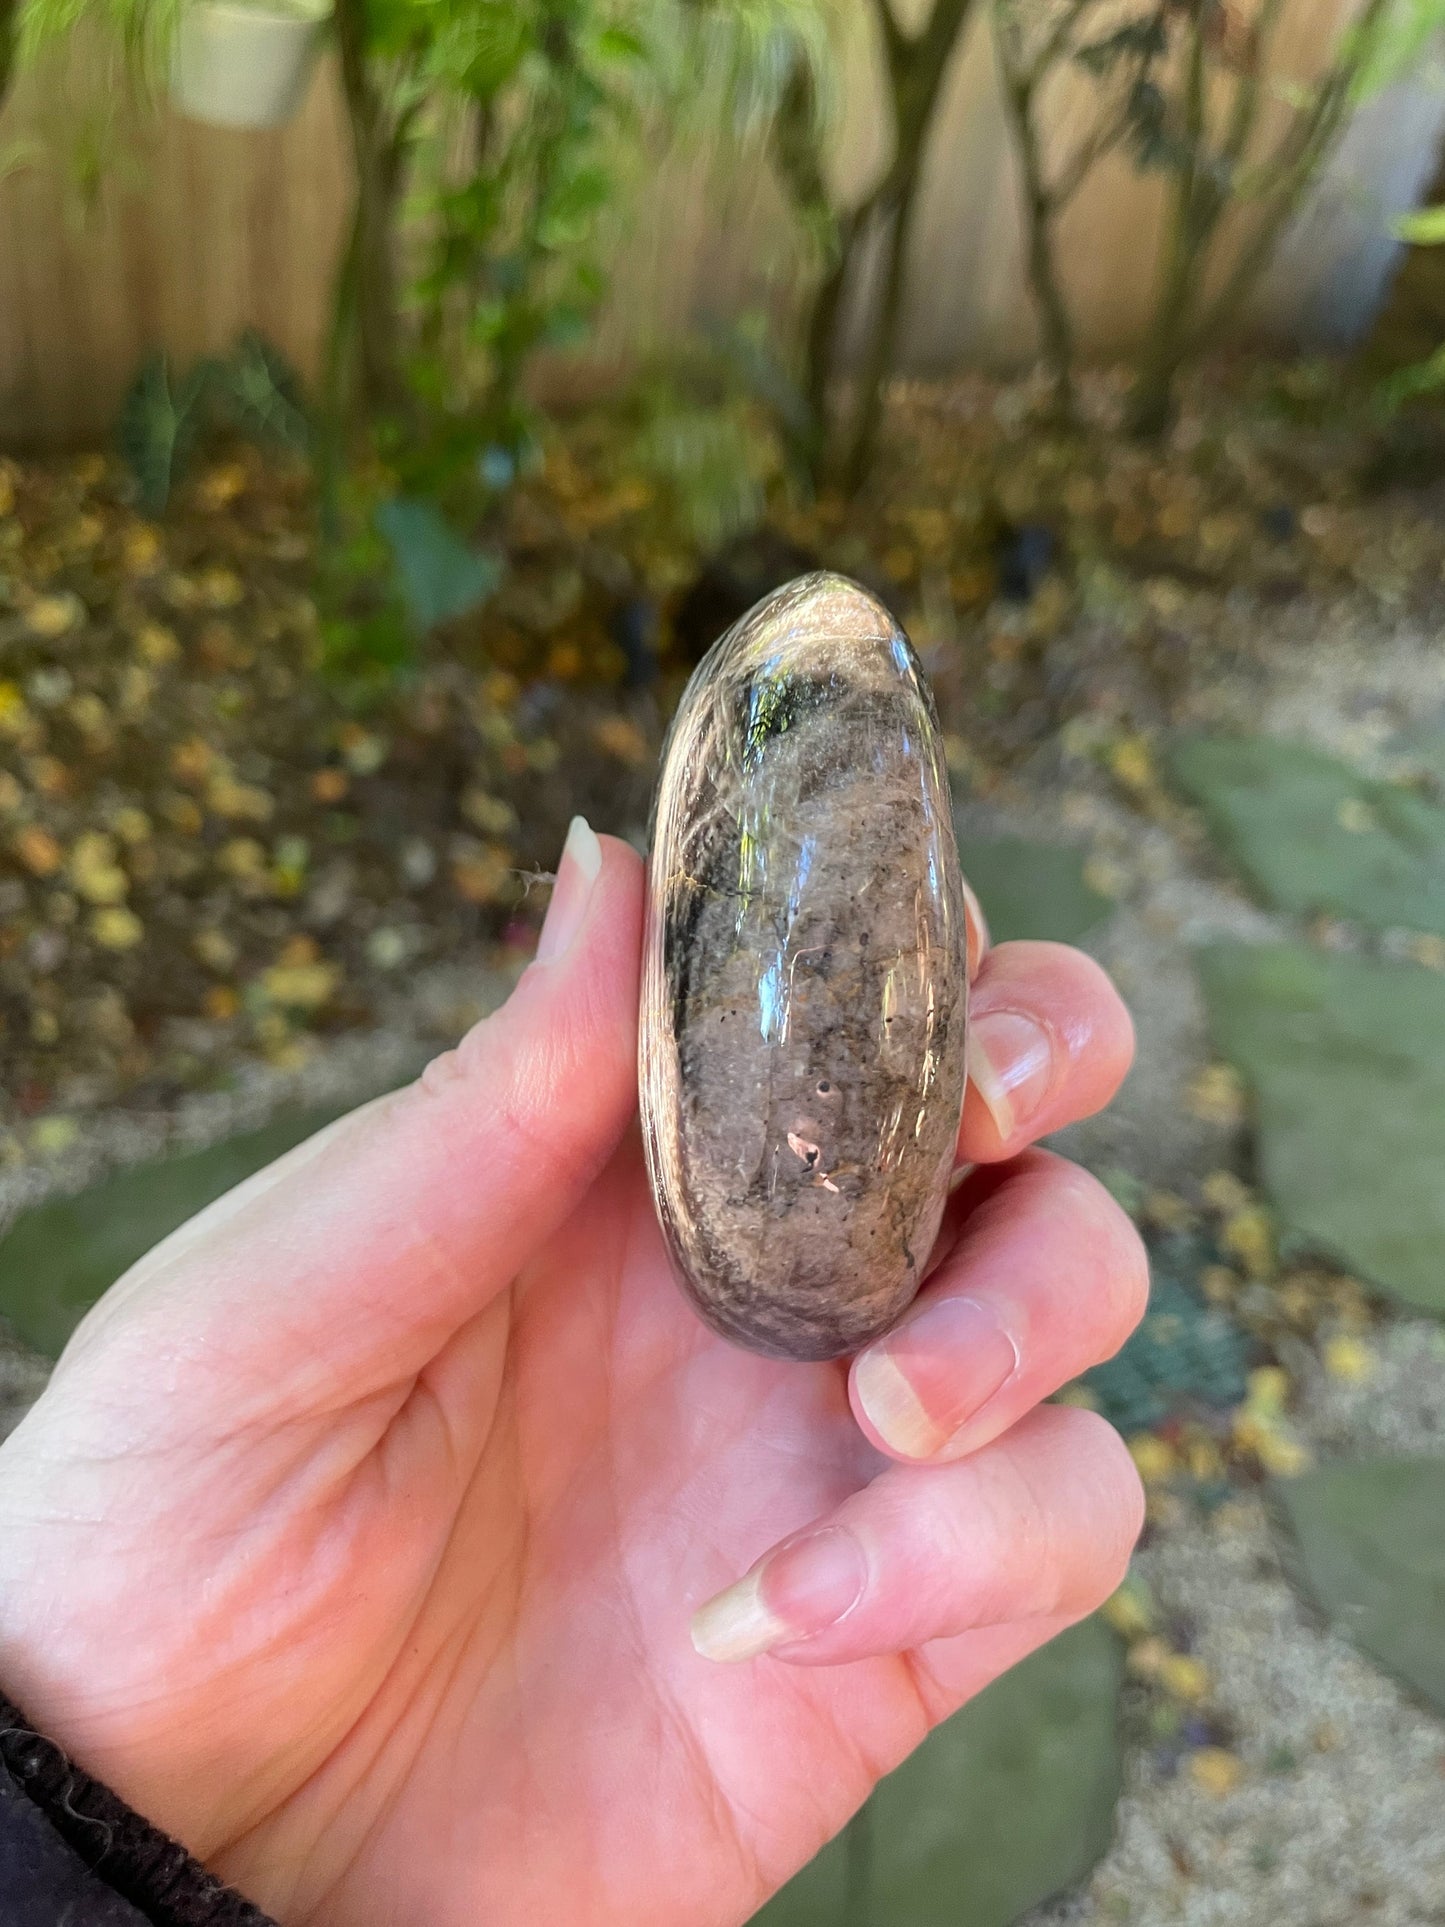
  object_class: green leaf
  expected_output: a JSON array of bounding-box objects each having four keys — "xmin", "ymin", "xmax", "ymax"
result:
[
  {"xmin": 1274, "ymin": 1457, "xmax": 1445, "ymax": 1715},
  {"xmin": 752, "ymin": 1616, "xmax": 1124, "ymax": 1927},
  {"xmin": 1392, "ymin": 204, "xmax": 1445, "ymax": 245},
  {"xmin": 116, "ymin": 352, "xmax": 212, "ymax": 518},
  {"xmin": 374, "ymin": 497, "xmax": 502, "ymax": 635},
  {"xmin": 1376, "ymin": 343, "xmax": 1445, "ymax": 416},
  {"xmin": 962, "ymin": 835, "xmax": 1112, "ymax": 946},
  {"xmin": 212, "ymin": 330, "xmax": 310, "ymax": 455},
  {"xmin": 1197, "ymin": 943, "xmax": 1445, "ymax": 1317},
  {"xmin": 0, "ymin": 1105, "xmax": 359, "ymax": 1358},
  {"xmin": 1172, "ymin": 735, "xmax": 1445, "ymax": 935}
]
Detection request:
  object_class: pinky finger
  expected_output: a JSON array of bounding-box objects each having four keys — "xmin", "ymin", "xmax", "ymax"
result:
[{"xmin": 689, "ymin": 1405, "xmax": 1143, "ymax": 1667}]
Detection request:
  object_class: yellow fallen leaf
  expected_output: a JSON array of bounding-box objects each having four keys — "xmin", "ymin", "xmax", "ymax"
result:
[
  {"xmin": 112, "ymin": 807, "xmax": 152, "ymax": 847},
  {"xmin": 1160, "ymin": 1654, "xmax": 1211, "ymax": 1703},
  {"xmin": 193, "ymin": 928, "xmax": 238, "ymax": 972},
  {"xmin": 591, "ymin": 716, "xmax": 651, "ymax": 766},
  {"xmin": 122, "ymin": 525, "xmax": 163, "ymax": 576},
  {"xmin": 261, "ymin": 961, "xmax": 338, "ymax": 1011},
  {"xmin": 1246, "ymin": 1366, "xmax": 1290, "ymax": 1416},
  {"xmin": 25, "ymin": 592, "xmax": 84, "ymax": 639},
  {"xmin": 461, "ymin": 789, "xmax": 520, "ymax": 837},
  {"xmin": 1335, "ymin": 797, "xmax": 1376, "ymax": 835},
  {"xmin": 1221, "ymin": 1204, "xmax": 1274, "ymax": 1279},
  {"xmin": 1184, "ymin": 1433, "xmax": 1224, "ymax": 1481},
  {"xmin": 204, "ymin": 985, "xmax": 241, "ymax": 1021},
  {"xmin": 1126, "ymin": 1636, "xmax": 1170, "ymax": 1680},
  {"xmin": 219, "ymin": 837, "xmax": 268, "ymax": 879},
  {"xmin": 1186, "ymin": 1063, "xmax": 1247, "ymax": 1128},
  {"xmin": 198, "ymin": 566, "xmax": 243, "ymax": 609},
  {"xmin": 197, "ymin": 462, "xmax": 248, "ymax": 511},
  {"xmin": 1190, "ymin": 1747, "xmax": 1243, "ymax": 1797},
  {"xmin": 452, "ymin": 844, "xmax": 513, "ymax": 906},
  {"xmin": 14, "ymin": 824, "xmax": 63, "ymax": 876},
  {"xmin": 91, "ymin": 906, "xmax": 144, "ymax": 950},
  {"xmin": 66, "ymin": 693, "xmax": 112, "ymax": 743},
  {"xmin": 1082, "ymin": 854, "xmax": 1129, "ymax": 900},
  {"xmin": 1107, "ymin": 733, "xmax": 1156, "ymax": 795},
  {"xmin": 1128, "ymin": 1433, "xmax": 1176, "ymax": 1484},
  {"xmin": 1202, "ymin": 1169, "xmax": 1250, "ymax": 1214},
  {"xmin": 310, "ymin": 769, "xmax": 349, "ymax": 805},
  {"xmin": 1404, "ymin": 933, "xmax": 1445, "ymax": 972},
  {"xmin": 137, "ymin": 622, "xmax": 181, "ymax": 666},
  {"xmin": 1145, "ymin": 1188, "xmax": 1195, "ymax": 1231},
  {"xmin": 1323, "ymin": 1334, "xmax": 1373, "ymax": 1382},
  {"xmin": 1100, "ymin": 1578, "xmax": 1154, "ymax": 1641},
  {"xmin": 68, "ymin": 831, "xmax": 128, "ymax": 905},
  {"xmin": 1255, "ymin": 1431, "xmax": 1311, "ymax": 1477},
  {"xmin": 546, "ymin": 641, "xmax": 585, "ymax": 681},
  {"xmin": 172, "ymin": 738, "xmax": 216, "ymax": 786},
  {"xmin": 30, "ymin": 1115, "xmax": 79, "ymax": 1155},
  {"xmin": 207, "ymin": 777, "xmax": 275, "ymax": 824},
  {"xmin": 1200, "ymin": 1264, "xmax": 1240, "ymax": 1304}
]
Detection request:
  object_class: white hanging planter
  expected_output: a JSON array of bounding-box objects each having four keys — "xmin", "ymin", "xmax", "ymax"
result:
[{"xmin": 171, "ymin": 0, "xmax": 332, "ymax": 131}]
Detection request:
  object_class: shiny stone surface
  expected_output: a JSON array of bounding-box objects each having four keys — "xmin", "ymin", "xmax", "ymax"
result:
[{"xmin": 640, "ymin": 573, "xmax": 969, "ymax": 1360}]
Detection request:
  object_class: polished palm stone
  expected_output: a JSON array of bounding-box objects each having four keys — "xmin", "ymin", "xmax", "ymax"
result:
[{"xmin": 640, "ymin": 572, "xmax": 969, "ymax": 1361}]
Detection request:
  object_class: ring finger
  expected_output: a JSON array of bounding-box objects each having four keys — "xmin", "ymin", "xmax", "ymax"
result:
[{"xmin": 850, "ymin": 1149, "xmax": 1149, "ymax": 1464}]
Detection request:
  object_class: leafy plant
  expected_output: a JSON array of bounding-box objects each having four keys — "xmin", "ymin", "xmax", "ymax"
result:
[
  {"xmin": 374, "ymin": 495, "xmax": 502, "ymax": 634},
  {"xmin": 1125, "ymin": 0, "xmax": 1396, "ymax": 436},
  {"xmin": 990, "ymin": 0, "xmax": 1166, "ymax": 422},
  {"xmin": 798, "ymin": 0, "xmax": 978, "ymax": 491},
  {"xmin": 325, "ymin": 0, "xmax": 658, "ymax": 482},
  {"xmin": 1378, "ymin": 202, "xmax": 1445, "ymax": 411},
  {"xmin": 213, "ymin": 329, "xmax": 312, "ymax": 455},
  {"xmin": 990, "ymin": 0, "xmax": 1403, "ymax": 436},
  {"xmin": 619, "ymin": 331, "xmax": 793, "ymax": 549},
  {"xmin": 116, "ymin": 334, "xmax": 310, "ymax": 516},
  {"xmin": 118, "ymin": 353, "xmax": 215, "ymax": 516}
]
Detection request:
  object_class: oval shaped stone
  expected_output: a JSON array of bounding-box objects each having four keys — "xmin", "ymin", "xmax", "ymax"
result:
[{"xmin": 640, "ymin": 572, "xmax": 969, "ymax": 1361}]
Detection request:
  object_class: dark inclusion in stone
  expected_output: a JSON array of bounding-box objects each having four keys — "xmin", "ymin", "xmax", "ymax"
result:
[{"xmin": 640, "ymin": 572, "xmax": 969, "ymax": 1361}]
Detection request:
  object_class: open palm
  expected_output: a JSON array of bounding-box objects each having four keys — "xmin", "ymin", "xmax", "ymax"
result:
[{"xmin": 0, "ymin": 830, "xmax": 1145, "ymax": 1927}]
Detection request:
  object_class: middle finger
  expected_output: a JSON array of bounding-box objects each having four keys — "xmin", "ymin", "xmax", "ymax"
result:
[{"xmin": 849, "ymin": 1149, "xmax": 1148, "ymax": 1463}]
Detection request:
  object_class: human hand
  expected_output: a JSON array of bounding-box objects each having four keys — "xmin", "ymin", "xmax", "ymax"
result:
[{"xmin": 0, "ymin": 820, "xmax": 1145, "ymax": 1927}]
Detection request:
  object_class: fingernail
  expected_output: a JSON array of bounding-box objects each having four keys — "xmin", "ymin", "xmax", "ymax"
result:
[
  {"xmin": 961, "ymin": 875, "xmax": 989, "ymax": 963},
  {"xmin": 690, "ymin": 1526, "xmax": 868, "ymax": 1663},
  {"xmin": 968, "ymin": 1010, "xmax": 1055, "ymax": 1140},
  {"xmin": 854, "ymin": 1296, "xmax": 1019, "ymax": 1460},
  {"xmin": 536, "ymin": 816, "xmax": 602, "ymax": 963}
]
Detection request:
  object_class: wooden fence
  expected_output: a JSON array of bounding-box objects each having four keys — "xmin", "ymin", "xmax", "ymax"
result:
[{"xmin": 1, "ymin": 1, "xmax": 1441, "ymax": 449}]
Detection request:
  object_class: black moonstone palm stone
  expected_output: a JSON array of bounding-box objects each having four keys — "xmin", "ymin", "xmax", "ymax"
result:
[{"xmin": 640, "ymin": 573, "xmax": 969, "ymax": 1361}]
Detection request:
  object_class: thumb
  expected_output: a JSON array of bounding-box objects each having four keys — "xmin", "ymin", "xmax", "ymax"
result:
[{"xmin": 65, "ymin": 819, "xmax": 645, "ymax": 1406}]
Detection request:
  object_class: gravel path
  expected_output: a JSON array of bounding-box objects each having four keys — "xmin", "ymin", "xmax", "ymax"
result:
[{"xmin": 1018, "ymin": 597, "xmax": 1445, "ymax": 1926}]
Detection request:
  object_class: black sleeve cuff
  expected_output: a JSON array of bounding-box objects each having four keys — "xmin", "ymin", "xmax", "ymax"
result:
[{"xmin": 0, "ymin": 1695, "xmax": 278, "ymax": 1927}]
